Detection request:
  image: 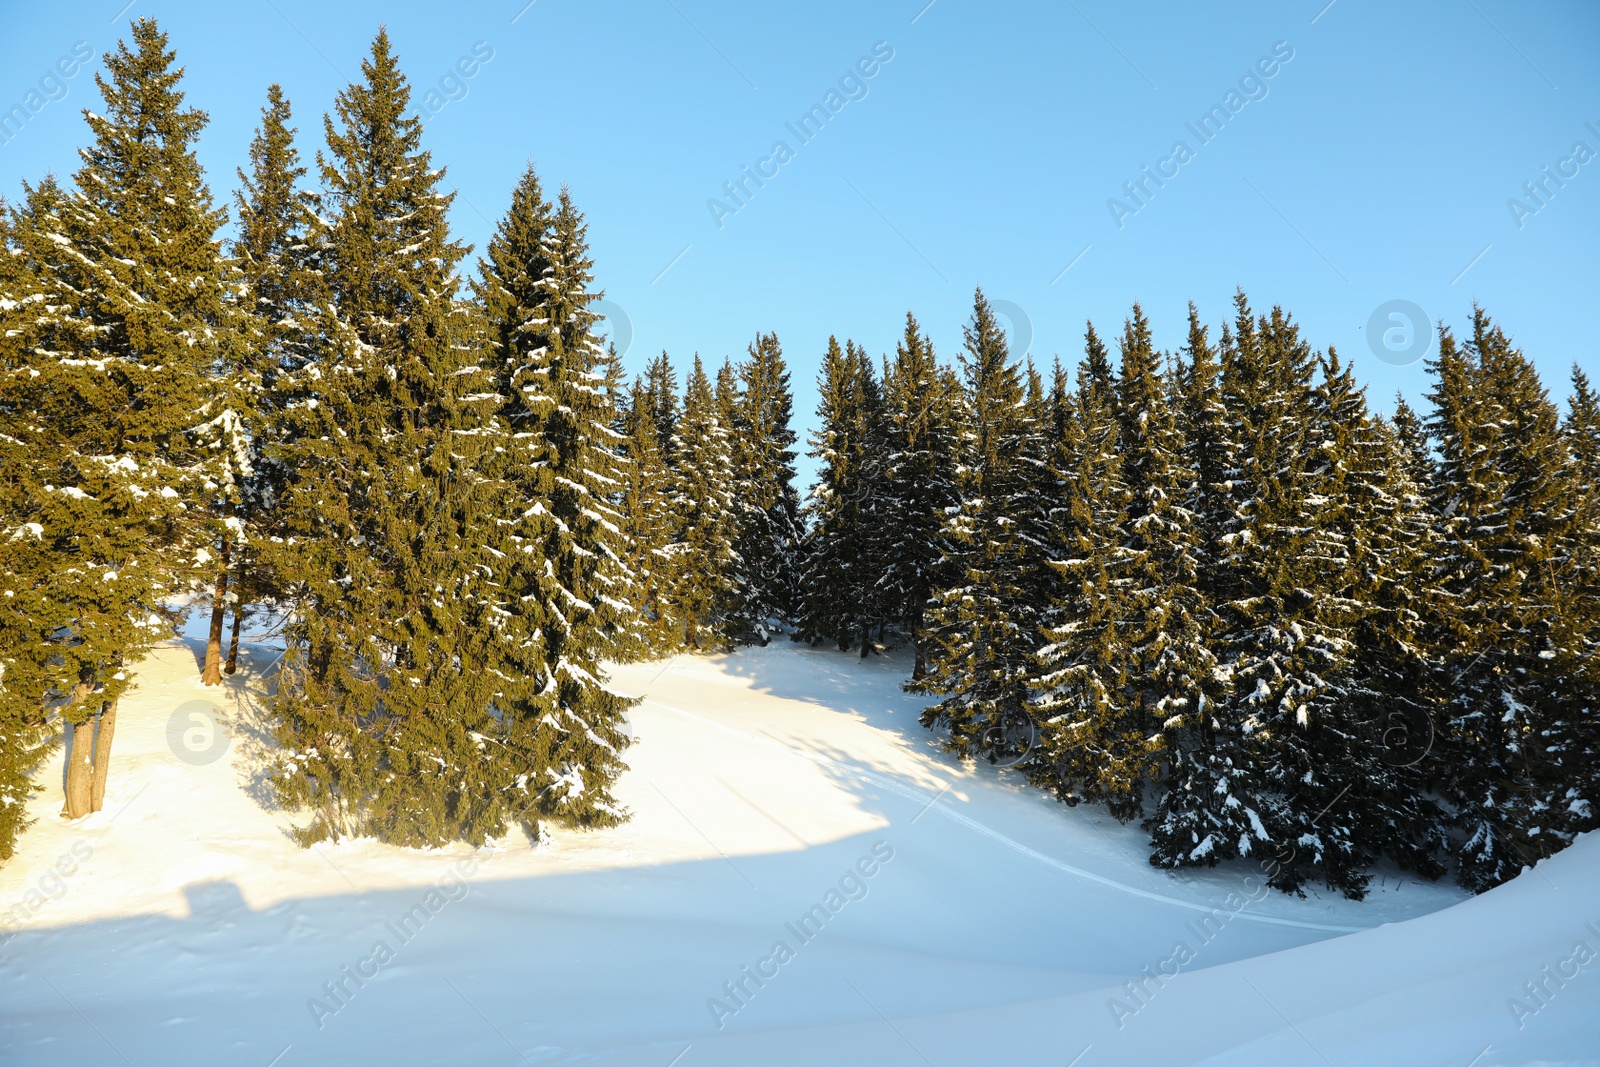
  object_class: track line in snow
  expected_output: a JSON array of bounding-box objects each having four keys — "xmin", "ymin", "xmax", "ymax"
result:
[{"xmin": 638, "ymin": 698, "xmax": 1362, "ymax": 934}]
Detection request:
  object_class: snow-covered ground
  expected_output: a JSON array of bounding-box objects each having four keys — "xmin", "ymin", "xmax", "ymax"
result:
[{"xmin": 1, "ymin": 631, "xmax": 1595, "ymax": 1065}]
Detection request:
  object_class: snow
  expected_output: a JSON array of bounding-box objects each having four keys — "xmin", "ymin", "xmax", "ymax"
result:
[{"xmin": 0, "ymin": 634, "xmax": 1594, "ymax": 1065}]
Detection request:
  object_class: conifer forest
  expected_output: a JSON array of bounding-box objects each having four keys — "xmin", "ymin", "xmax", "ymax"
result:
[{"xmin": 1, "ymin": 13, "xmax": 1598, "ymax": 1064}]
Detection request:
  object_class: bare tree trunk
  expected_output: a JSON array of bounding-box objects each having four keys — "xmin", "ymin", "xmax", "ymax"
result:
[
  {"xmin": 201, "ymin": 538, "xmax": 231, "ymax": 685},
  {"xmin": 224, "ymin": 599, "xmax": 244, "ymax": 675},
  {"xmin": 89, "ymin": 698, "xmax": 117, "ymax": 813},
  {"xmin": 62, "ymin": 715, "xmax": 96, "ymax": 819},
  {"xmin": 910, "ymin": 608, "xmax": 927, "ymax": 680}
]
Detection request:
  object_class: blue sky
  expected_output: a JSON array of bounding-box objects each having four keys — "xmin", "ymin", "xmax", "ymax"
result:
[{"xmin": 3, "ymin": 0, "xmax": 1597, "ymax": 485}]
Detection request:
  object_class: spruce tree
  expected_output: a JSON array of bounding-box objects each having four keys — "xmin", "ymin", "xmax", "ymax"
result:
[
  {"xmin": 878, "ymin": 313, "xmax": 963, "ymax": 677},
  {"xmin": 475, "ymin": 171, "xmax": 635, "ymax": 830},
  {"xmin": 1149, "ymin": 306, "xmax": 1250, "ymax": 867},
  {"xmin": 15, "ymin": 21, "xmax": 238, "ymax": 817},
  {"xmin": 797, "ymin": 337, "xmax": 885, "ymax": 651},
  {"xmin": 1389, "ymin": 395, "xmax": 1435, "ymax": 490},
  {"xmin": 1111, "ymin": 305, "xmax": 1205, "ymax": 814},
  {"xmin": 666, "ymin": 355, "xmax": 739, "ymax": 648},
  {"xmin": 0, "ymin": 196, "xmax": 59, "ymax": 857},
  {"xmin": 270, "ymin": 30, "xmax": 510, "ymax": 846},
  {"xmin": 1212, "ymin": 298, "xmax": 1365, "ymax": 892},
  {"xmin": 1338, "ymin": 392, "xmax": 1449, "ymax": 880},
  {"xmin": 727, "ymin": 333, "xmax": 802, "ymax": 642},
  {"xmin": 1289, "ymin": 351, "xmax": 1437, "ymax": 894},
  {"xmin": 916, "ymin": 289, "xmax": 1049, "ymax": 764},
  {"xmin": 1029, "ymin": 323, "xmax": 1142, "ymax": 813},
  {"xmin": 1427, "ymin": 309, "xmax": 1588, "ymax": 889},
  {"xmin": 217, "ymin": 83, "xmax": 319, "ymax": 677},
  {"xmin": 1559, "ymin": 367, "xmax": 1600, "ymax": 833},
  {"xmin": 618, "ymin": 371, "xmax": 679, "ymax": 654},
  {"xmin": 639, "ymin": 351, "xmax": 680, "ymax": 465}
]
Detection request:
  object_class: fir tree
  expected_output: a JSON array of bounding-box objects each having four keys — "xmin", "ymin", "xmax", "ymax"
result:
[
  {"xmin": 1111, "ymin": 305, "xmax": 1204, "ymax": 814},
  {"xmin": 666, "ymin": 355, "xmax": 739, "ymax": 648},
  {"xmin": 1290, "ymin": 351, "xmax": 1438, "ymax": 894},
  {"xmin": 916, "ymin": 289, "xmax": 1050, "ymax": 764},
  {"xmin": 1029, "ymin": 323, "xmax": 1142, "ymax": 813},
  {"xmin": 618, "ymin": 370, "xmax": 678, "ymax": 654},
  {"xmin": 1427, "ymin": 309, "xmax": 1589, "ymax": 889},
  {"xmin": 475, "ymin": 171, "xmax": 636, "ymax": 830},
  {"xmin": 1559, "ymin": 367, "xmax": 1600, "ymax": 833},
  {"xmin": 0, "ymin": 195, "xmax": 59, "ymax": 856},
  {"xmin": 727, "ymin": 332, "xmax": 803, "ymax": 642},
  {"xmin": 1213, "ymin": 298, "xmax": 1364, "ymax": 892},
  {"xmin": 270, "ymin": 29, "xmax": 509, "ymax": 846},
  {"xmin": 218, "ymin": 83, "xmax": 319, "ymax": 677},
  {"xmin": 797, "ymin": 337, "xmax": 885, "ymax": 651},
  {"xmin": 639, "ymin": 351, "xmax": 680, "ymax": 465},
  {"xmin": 1389, "ymin": 395, "xmax": 1435, "ymax": 491},
  {"xmin": 1149, "ymin": 306, "xmax": 1248, "ymax": 867},
  {"xmin": 16, "ymin": 21, "xmax": 238, "ymax": 817},
  {"xmin": 878, "ymin": 313, "xmax": 963, "ymax": 677},
  {"xmin": 1338, "ymin": 392, "xmax": 1449, "ymax": 881}
]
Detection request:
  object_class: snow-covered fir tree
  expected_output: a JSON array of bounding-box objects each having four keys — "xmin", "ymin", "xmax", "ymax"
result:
[
  {"xmin": 1110, "ymin": 305, "xmax": 1206, "ymax": 817},
  {"xmin": 1426, "ymin": 309, "xmax": 1591, "ymax": 890},
  {"xmin": 1148, "ymin": 306, "xmax": 1249, "ymax": 868},
  {"xmin": 8, "ymin": 22, "xmax": 239, "ymax": 818},
  {"xmin": 666, "ymin": 355, "xmax": 740, "ymax": 648},
  {"xmin": 475, "ymin": 170, "xmax": 636, "ymax": 832},
  {"xmin": 1208, "ymin": 297, "xmax": 1365, "ymax": 892},
  {"xmin": 270, "ymin": 30, "xmax": 511, "ymax": 846},
  {"xmin": 639, "ymin": 351, "xmax": 680, "ymax": 466},
  {"xmin": 216, "ymin": 83, "xmax": 320, "ymax": 677},
  {"xmin": 877, "ymin": 313, "xmax": 963, "ymax": 677},
  {"xmin": 0, "ymin": 195, "xmax": 61, "ymax": 856},
  {"xmin": 916, "ymin": 289, "xmax": 1052, "ymax": 765},
  {"xmin": 1028, "ymin": 323, "xmax": 1144, "ymax": 815},
  {"xmin": 725, "ymin": 332, "xmax": 803, "ymax": 643},
  {"xmin": 1338, "ymin": 387, "xmax": 1450, "ymax": 882},
  {"xmin": 618, "ymin": 368, "xmax": 679, "ymax": 654},
  {"xmin": 797, "ymin": 337, "xmax": 886, "ymax": 652}
]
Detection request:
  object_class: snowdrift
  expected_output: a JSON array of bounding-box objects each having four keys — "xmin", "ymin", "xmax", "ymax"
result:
[{"xmin": 0, "ymin": 635, "xmax": 1593, "ymax": 1065}]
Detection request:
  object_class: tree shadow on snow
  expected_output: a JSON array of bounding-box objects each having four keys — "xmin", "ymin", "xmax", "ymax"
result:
[{"xmin": 0, "ymin": 830, "xmax": 1140, "ymax": 1067}]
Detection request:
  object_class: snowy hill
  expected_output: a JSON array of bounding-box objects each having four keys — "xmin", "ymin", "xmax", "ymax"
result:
[{"xmin": 0, "ymin": 635, "xmax": 1594, "ymax": 1066}]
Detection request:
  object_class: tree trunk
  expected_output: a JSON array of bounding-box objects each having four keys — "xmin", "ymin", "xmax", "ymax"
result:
[
  {"xmin": 859, "ymin": 620, "xmax": 872, "ymax": 658},
  {"xmin": 224, "ymin": 599, "xmax": 244, "ymax": 675},
  {"xmin": 89, "ymin": 698, "xmax": 117, "ymax": 813},
  {"xmin": 201, "ymin": 538, "xmax": 231, "ymax": 685},
  {"xmin": 62, "ymin": 715, "xmax": 96, "ymax": 819},
  {"xmin": 910, "ymin": 609, "xmax": 927, "ymax": 680}
]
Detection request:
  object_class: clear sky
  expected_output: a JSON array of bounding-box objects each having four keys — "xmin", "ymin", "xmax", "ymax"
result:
[{"xmin": 3, "ymin": 0, "xmax": 1597, "ymax": 487}]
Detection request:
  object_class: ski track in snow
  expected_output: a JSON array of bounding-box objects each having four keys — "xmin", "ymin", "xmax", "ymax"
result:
[{"xmin": 640, "ymin": 697, "xmax": 1360, "ymax": 934}]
